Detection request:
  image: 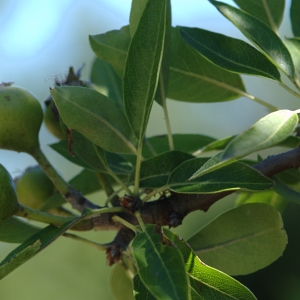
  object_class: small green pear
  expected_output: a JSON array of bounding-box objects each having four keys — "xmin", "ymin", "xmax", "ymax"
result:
[
  {"xmin": 0, "ymin": 83, "xmax": 43, "ymax": 154},
  {"xmin": 15, "ymin": 166, "xmax": 55, "ymax": 210},
  {"xmin": 0, "ymin": 164, "xmax": 19, "ymax": 220}
]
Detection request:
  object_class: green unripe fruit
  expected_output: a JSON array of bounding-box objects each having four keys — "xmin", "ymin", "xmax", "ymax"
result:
[
  {"xmin": 44, "ymin": 97, "xmax": 68, "ymax": 140},
  {"xmin": 15, "ymin": 166, "xmax": 55, "ymax": 210},
  {"xmin": 0, "ymin": 164, "xmax": 19, "ymax": 220},
  {"xmin": 0, "ymin": 83, "xmax": 43, "ymax": 154}
]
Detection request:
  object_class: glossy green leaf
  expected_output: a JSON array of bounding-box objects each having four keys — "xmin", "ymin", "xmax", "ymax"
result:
[
  {"xmin": 272, "ymin": 175, "xmax": 300, "ymax": 204},
  {"xmin": 210, "ymin": 0, "xmax": 296, "ymax": 80},
  {"xmin": 220, "ymin": 110, "xmax": 298, "ymax": 161},
  {"xmin": 130, "ymin": 0, "xmax": 172, "ymax": 107},
  {"xmin": 129, "ymin": 150, "xmax": 193, "ymax": 188},
  {"xmin": 235, "ymin": 190, "xmax": 289, "ymax": 213},
  {"xmin": 131, "ymin": 224, "xmax": 190, "ymax": 300},
  {"xmin": 284, "ymin": 38, "xmax": 300, "ymax": 75},
  {"xmin": 90, "ymin": 58, "xmax": 123, "ymax": 108},
  {"xmin": 123, "ymin": 0, "xmax": 168, "ymax": 140},
  {"xmin": 169, "ymin": 158, "xmax": 273, "ymax": 194},
  {"xmin": 50, "ymin": 86, "xmax": 137, "ymax": 154},
  {"xmin": 233, "ymin": 0, "xmax": 285, "ymax": 30},
  {"xmin": 180, "ymin": 27, "xmax": 280, "ymax": 80},
  {"xmin": 0, "ymin": 217, "xmax": 40, "ymax": 243},
  {"xmin": 163, "ymin": 227, "xmax": 257, "ymax": 299},
  {"xmin": 169, "ymin": 28, "xmax": 246, "ymax": 103},
  {"xmin": 188, "ymin": 203, "xmax": 288, "ymax": 275},
  {"xmin": 109, "ymin": 264, "xmax": 134, "ymax": 300},
  {"xmin": 290, "ymin": 0, "xmax": 300, "ymax": 37},
  {"xmin": 89, "ymin": 25, "xmax": 131, "ymax": 77},
  {"xmin": 0, "ymin": 219, "xmax": 78, "ymax": 280},
  {"xmin": 133, "ymin": 275, "xmax": 156, "ymax": 300},
  {"xmin": 143, "ymin": 134, "xmax": 215, "ymax": 158}
]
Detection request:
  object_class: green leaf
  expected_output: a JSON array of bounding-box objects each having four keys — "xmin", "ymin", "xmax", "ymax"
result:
[
  {"xmin": 89, "ymin": 25, "xmax": 131, "ymax": 77},
  {"xmin": 200, "ymin": 136, "xmax": 234, "ymax": 153},
  {"xmin": 169, "ymin": 28, "xmax": 246, "ymax": 103},
  {"xmin": 0, "ymin": 217, "xmax": 40, "ymax": 243},
  {"xmin": 235, "ymin": 190, "xmax": 289, "ymax": 213},
  {"xmin": 71, "ymin": 131, "xmax": 108, "ymax": 172},
  {"xmin": 169, "ymin": 158, "xmax": 273, "ymax": 194},
  {"xmin": 180, "ymin": 27, "xmax": 280, "ymax": 81},
  {"xmin": 129, "ymin": 0, "xmax": 148, "ymax": 37},
  {"xmin": 133, "ymin": 275, "xmax": 156, "ymax": 300},
  {"xmin": 90, "ymin": 58, "xmax": 123, "ymax": 108},
  {"xmin": 284, "ymin": 38, "xmax": 300, "ymax": 75},
  {"xmin": 188, "ymin": 203, "xmax": 288, "ymax": 275},
  {"xmin": 163, "ymin": 227, "xmax": 257, "ymax": 299},
  {"xmin": 131, "ymin": 224, "xmax": 190, "ymax": 300},
  {"xmin": 210, "ymin": 0, "xmax": 296, "ymax": 80},
  {"xmin": 220, "ymin": 110, "xmax": 298, "ymax": 161},
  {"xmin": 0, "ymin": 219, "xmax": 78, "ymax": 280},
  {"xmin": 272, "ymin": 176, "xmax": 300, "ymax": 205},
  {"xmin": 109, "ymin": 264, "xmax": 134, "ymax": 300},
  {"xmin": 290, "ymin": 0, "xmax": 300, "ymax": 37},
  {"xmin": 123, "ymin": 0, "xmax": 168, "ymax": 140},
  {"xmin": 233, "ymin": 0, "xmax": 285, "ymax": 30},
  {"xmin": 143, "ymin": 134, "xmax": 215, "ymax": 158},
  {"xmin": 50, "ymin": 86, "xmax": 137, "ymax": 154},
  {"xmin": 129, "ymin": 150, "xmax": 193, "ymax": 188}
]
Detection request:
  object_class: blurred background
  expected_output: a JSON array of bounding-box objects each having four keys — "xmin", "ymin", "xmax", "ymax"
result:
[{"xmin": 0, "ymin": 0, "xmax": 299, "ymax": 299}]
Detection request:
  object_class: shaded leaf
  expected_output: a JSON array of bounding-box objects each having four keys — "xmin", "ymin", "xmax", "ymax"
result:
[
  {"xmin": 200, "ymin": 136, "xmax": 234, "ymax": 153},
  {"xmin": 143, "ymin": 134, "xmax": 215, "ymax": 158},
  {"xmin": 90, "ymin": 58, "xmax": 123, "ymax": 107},
  {"xmin": 290, "ymin": 0, "xmax": 300, "ymax": 37},
  {"xmin": 284, "ymin": 38, "xmax": 300, "ymax": 75},
  {"xmin": 133, "ymin": 275, "xmax": 156, "ymax": 300},
  {"xmin": 109, "ymin": 263, "xmax": 134, "ymax": 300},
  {"xmin": 210, "ymin": 0, "xmax": 296, "ymax": 80},
  {"xmin": 163, "ymin": 227, "xmax": 257, "ymax": 299},
  {"xmin": 233, "ymin": 0, "xmax": 285, "ymax": 30},
  {"xmin": 0, "ymin": 219, "xmax": 78, "ymax": 280},
  {"xmin": 188, "ymin": 203, "xmax": 288, "ymax": 275},
  {"xmin": 123, "ymin": 0, "xmax": 168, "ymax": 140},
  {"xmin": 169, "ymin": 158, "xmax": 273, "ymax": 194},
  {"xmin": 89, "ymin": 25, "xmax": 131, "ymax": 77},
  {"xmin": 131, "ymin": 224, "xmax": 190, "ymax": 300},
  {"xmin": 180, "ymin": 27, "xmax": 280, "ymax": 80},
  {"xmin": 0, "ymin": 217, "xmax": 40, "ymax": 243},
  {"xmin": 40, "ymin": 193, "xmax": 65, "ymax": 212},
  {"xmin": 235, "ymin": 190, "xmax": 289, "ymax": 213},
  {"xmin": 272, "ymin": 175, "xmax": 300, "ymax": 205},
  {"xmin": 51, "ymin": 86, "xmax": 137, "ymax": 154},
  {"xmin": 169, "ymin": 28, "xmax": 246, "ymax": 103},
  {"xmin": 129, "ymin": 150, "xmax": 193, "ymax": 188}
]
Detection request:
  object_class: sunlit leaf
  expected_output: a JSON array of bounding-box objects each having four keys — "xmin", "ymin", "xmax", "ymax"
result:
[
  {"xmin": 169, "ymin": 158, "xmax": 273, "ymax": 194},
  {"xmin": 188, "ymin": 203, "xmax": 288, "ymax": 275},
  {"xmin": 180, "ymin": 27, "xmax": 280, "ymax": 80},
  {"xmin": 233, "ymin": 0, "xmax": 285, "ymax": 30},
  {"xmin": 51, "ymin": 86, "xmax": 137, "ymax": 154},
  {"xmin": 284, "ymin": 38, "xmax": 300, "ymax": 75},
  {"xmin": 235, "ymin": 190, "xmax": 289, "ymax": 213},
  {"xmin": 163, "ymin": 227, "xmax": 257, "ymax": 299},
  {"xmin": 123, "ymin": 0, "xmax": 168, "ymax": 140},
  {"xmin": 131, "ymin": 224, "xmax": 190, "ymax": 300},
  {"xmin": 109, "ymin": 264, "xmax": 134, "ymax": 300},
  {"xmin": 210, "ymin": 0, "xmax": 296, "ymax": 80}
]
